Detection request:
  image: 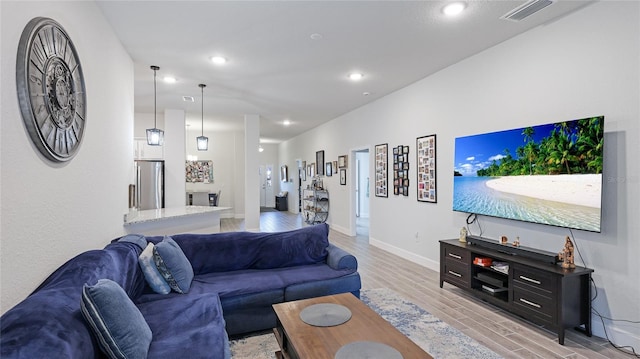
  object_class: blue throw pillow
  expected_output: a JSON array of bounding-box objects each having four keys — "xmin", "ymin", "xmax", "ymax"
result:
[
  {"xmin": 80, "ymin": 279, "xmax": 152, "ymax": 359},
  {"xmin": 118, "ymin": 234, "xmax": 147, "ymax": 250},
  {"xmin": 139, "ymin": 243, "xmax": 171, "ymax": 294},
  {"xmin": 153, "ymin": 236, "xmax": 194, "ymax": 294}
]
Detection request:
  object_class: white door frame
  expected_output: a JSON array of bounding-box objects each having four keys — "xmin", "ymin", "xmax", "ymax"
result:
[{"xmin": 349, "ymin": 146, "xmax": 371, "ymax": 236}]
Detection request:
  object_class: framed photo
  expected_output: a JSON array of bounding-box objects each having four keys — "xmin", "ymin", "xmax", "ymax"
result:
[
  {"xmin": 326, "ymin": 162, "xmax": 333, "ymax": 176},
  {"xmin": 333, "ymin": 161, "xmax": 338, "ymax": 172},
  {"xmin": 416, "ymin": 134, "xmax": 437, "ymax": 203},
  {"xmin": 340, "ymin": 169, "xmax": 347, "ymax": 185},
  {"xmin": 393, "ymin": 144, "xmax": 409, "ymax": 196},
  {"xmin": 316, "ymin": 150, "xmax": 325, "ymax": 176},
  {"xmin": 185, "ymin": 160, "xmax": 214, "ymax": 183},
  {"xmin": 301, "ymin": 161, "xmax": 307, "ymax": 180},
  {"xmin": 374, "ymin": 143, "xmax": 388, "ymax": 197},
  {"xmin": 280, "ymin": 165, "xmax": 288, "ymax": 182},
  {"xmin": 338, "ymin": 155, "xmax": 348, "ymax": 168},
  {"xmin": 309, "ymin": 163, "xmax": 315, "ymax": 177}
]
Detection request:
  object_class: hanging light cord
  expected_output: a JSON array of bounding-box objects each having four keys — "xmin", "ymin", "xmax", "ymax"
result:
[
  {"xmin": 153, "ymin": 66, "xmax": 158, "ymax": 128},
  {"xmin": 201, "ymin": 84, "xmax": 204, "ymax": 136}
]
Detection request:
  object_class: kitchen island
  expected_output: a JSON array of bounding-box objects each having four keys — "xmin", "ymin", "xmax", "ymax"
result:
[{"xmin": 124, "ymin": 206, "xmax": 230, "ymax": 236}]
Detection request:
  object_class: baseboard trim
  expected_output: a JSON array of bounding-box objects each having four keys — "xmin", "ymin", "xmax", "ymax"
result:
[
  {"xmin": 329, "ymin": 223, "xmax": 350, "ymax": 236},
  {"xmin": 369, "ymin": 236, "xmax": 439, "ymax": 272},
  {"xmin": 592, "ymin": 320, "xmax": 640, "ymax": 355}
]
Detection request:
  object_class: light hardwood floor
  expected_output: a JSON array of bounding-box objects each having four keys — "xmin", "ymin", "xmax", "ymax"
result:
[{"xmin": 221, "ymin": 212, "xmax": 634, "ymax": 359}]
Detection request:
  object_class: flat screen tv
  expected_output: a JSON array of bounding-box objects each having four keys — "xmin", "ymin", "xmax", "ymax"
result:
[{"xmin": 453, "ymin": 116, "xmax": 604, "ymax": 232}]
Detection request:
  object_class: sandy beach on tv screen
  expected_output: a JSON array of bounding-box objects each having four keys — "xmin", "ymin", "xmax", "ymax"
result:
[{"xmin": 485, "ymin": 174, "xmax": 601, "ymax": 208}]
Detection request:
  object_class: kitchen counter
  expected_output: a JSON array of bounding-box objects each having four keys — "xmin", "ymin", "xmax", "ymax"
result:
[{"xmin": 124, "ymin": 206, "xmax": 231, "ymax": 236}]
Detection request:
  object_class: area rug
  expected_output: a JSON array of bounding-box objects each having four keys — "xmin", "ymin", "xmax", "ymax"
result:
[{"xmin": 229, "ymin": 288, "xmax": 503, "ymax": 359}]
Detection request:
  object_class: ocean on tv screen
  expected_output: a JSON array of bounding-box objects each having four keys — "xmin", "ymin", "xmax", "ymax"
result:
[{"xmin": 453, "ymin": 116, "xmax": 604, "ymax": 232}]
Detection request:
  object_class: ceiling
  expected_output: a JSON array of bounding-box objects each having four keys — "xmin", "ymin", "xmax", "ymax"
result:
[{"xmin": 96, "ymin": 1, "xmax": 591, "ymax": 144}]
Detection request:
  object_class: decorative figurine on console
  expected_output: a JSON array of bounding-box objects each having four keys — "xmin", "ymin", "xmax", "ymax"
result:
[
  {"xmin": 500, "ymin": 235, "xmax": 508, "ymax": 244},
  {"xmin": 558, "ymin": 236, "xmax": 576, "ymax": 269},
  {"xmin": 512, "ymin": 237, "xmax": 520, "ymax": 247},
  {"xmin": 459, "ymin": 227, "xmax": 467, "ymax": 243}
]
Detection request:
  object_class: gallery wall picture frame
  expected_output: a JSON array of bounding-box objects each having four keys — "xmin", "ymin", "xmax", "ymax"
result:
[
  {"xmin": 339, "ymin": 169, "xmax": 347, "ymax": 185},
  {"xmin": 332, "ymin": 161, "xmax": 338, "ymax": 172},
  {"xmin": 316, "ymin": 150, "xmax": 325, "ymax": 176},
  {"xmin": 326, "ymin": 162, "xmax": 333, "ymax": 176},
  {"xmin": 393, "ymin": 145, "xmax": 409, "ymax": 196},
  {"xmin": 338, "ymin": 155, "xmax": 348, "ymax": 168},
  {"xmin": 301, "ymin": 161, "xmax": 307, "ymax": 180},
  {"xmin": 416, "ymin": 134, "xmax": 437, "ymax": 203},
  {"xmin": 374, "ymin": 143, "xmax": 388, "ymax": 197},
  {"xmin": 281, "ymin": 165, "xmax": 289, "ymax": 182},
  {"xmin": 186, "ymin": 160, "xmax": 214, "ymax": 183},
  {"xmin": 310, "ymin": 163, "xmax": 315, "ymax": 177}
]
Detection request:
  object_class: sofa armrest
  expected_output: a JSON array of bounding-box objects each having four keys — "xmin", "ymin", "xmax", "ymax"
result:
[{"xmin": 326, "ymin": 244, "xmax": 357, "ymax": 270}]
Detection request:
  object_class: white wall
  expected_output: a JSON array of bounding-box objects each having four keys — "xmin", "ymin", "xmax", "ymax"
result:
[
  {"xmin": 0, "ymin": 1, "xmax": 134, "ymax": 313},
  {"xmin": 164, "ymin": 109, "xmax": 186, "ymax": 208},
  {"xmin": 280, "ymin": 2, "xmax": 639, "ymax": 348},
  {"xmin": 184, "ymin": 128, "xmax": 238, "ymax": 216}
]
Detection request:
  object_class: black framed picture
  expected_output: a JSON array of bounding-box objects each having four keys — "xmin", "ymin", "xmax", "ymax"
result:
[
  {"xmin": 316, "ymin": 150, "xmax": 325, "ymax": 176},
  {"xmin": 374, "ymin": 143, "xmax": 388, "ymax": 197},
  {"xmin": 338, "ymin": 155, "xmax": 348, "ymax": 168},
  {"xmin": 417, "ymin": 134, "xmax": 437, "ymax": 203},
  {"xmin": 393, "ymin": 144, "xmax": 409, "ymax": 196},
  {"xmin": 340, "ymin": 169, "xmax": 347, "ymax": 185},
  {"xmin": 326, "ymin": 162, "xmax": 333, "ymax": 176}
]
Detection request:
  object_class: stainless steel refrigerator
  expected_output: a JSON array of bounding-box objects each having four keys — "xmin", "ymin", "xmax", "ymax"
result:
[{"xmin": 135, "ymin": 160, "xmax": 164, "ymax": 210}]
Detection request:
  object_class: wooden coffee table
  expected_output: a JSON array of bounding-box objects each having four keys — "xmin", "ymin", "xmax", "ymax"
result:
[{"xmin": 272, "ymin": 293, "xmax": 433, "ymax": 359}]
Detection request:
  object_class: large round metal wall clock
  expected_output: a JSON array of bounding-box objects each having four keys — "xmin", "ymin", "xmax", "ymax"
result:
[{"xmin": 16, "ymin": 17, "xmax": 86, "ymax": 162}]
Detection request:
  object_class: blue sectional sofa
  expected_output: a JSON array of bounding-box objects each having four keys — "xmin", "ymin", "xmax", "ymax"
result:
[{"xmin": 0, "ymin": 223, "xmax": 361, "ymax": 358}]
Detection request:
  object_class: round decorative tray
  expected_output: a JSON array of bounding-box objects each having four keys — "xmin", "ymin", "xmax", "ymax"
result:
[
  {"xmin": 334, "ymin": 341, "xmax": 403, "ymax": 359},
  {"xmin": 299, "ymin": 303, "xmax": 352, "ymax": 327}
]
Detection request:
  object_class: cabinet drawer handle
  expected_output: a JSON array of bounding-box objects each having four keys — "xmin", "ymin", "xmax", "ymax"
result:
[
  {"xmin": 448, "ymin": 253, "xmax": 462, "ymax": 260},
  {"xmin": 448, "ymin": 270, "xmax": 462, "ymax": 278},
  {"xmin": 519, "ymin": 275, "xmax": 541, "ymax": 285},
  {"xmin": 519, "ymin": 298, "xmax": 541, "ymax": 308}
]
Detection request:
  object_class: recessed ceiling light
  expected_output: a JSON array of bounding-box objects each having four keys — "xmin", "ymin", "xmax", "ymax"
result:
[
  {"xmin": 163, "ymin": 76, "xmax": 177, "ymax": 83},
  {"xmin": 310, "ymin": 33, "xmax": 323, "ymax": 40},
  {"xmin": 210, "ymin": 56, "xmax": 227, "ymax": 65},
  {"xmin": 182, "ymin": 96, "xmax": 194, "ymax": 102},
  {"xmin": 363, "ymin": 92, "xmax": 371, "ymax": 96},
  {"xmin": 283, "ymin": 119, "xmax": 291, "ymax": 126},
  {"xmin": 348, "ymin": 73, "xmax": 364, "ymax": 81},
  {"xmin": 443, "ymin": 2, "xmax": 466, "ymax": 16}
]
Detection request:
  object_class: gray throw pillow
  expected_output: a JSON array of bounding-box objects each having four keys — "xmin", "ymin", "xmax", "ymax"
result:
[
  {"xmin": 80, "ymin": 279, "xmax": 152, "ymax": 359},
  {"xmin": 153, "ymin": 236, "xmax": 194, "ymax": 293}
]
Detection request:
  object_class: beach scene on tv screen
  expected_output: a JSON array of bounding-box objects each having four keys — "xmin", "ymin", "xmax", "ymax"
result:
[{"xmin": 453, "ymin": 117, "xmax": 603, "ymax": 232}]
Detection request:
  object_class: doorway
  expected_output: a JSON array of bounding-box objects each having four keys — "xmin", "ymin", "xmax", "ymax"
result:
[
  {"xmin": 259, "ymin": 164, "xmax": 275, "ymax": 208},
  {"xmin": 354, "ymin": 149, "xmax": 370, "ymax": 237}
]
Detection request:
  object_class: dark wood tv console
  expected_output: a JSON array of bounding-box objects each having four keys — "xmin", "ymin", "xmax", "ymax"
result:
[{"xmin": 439, "ymin": 239, "xmax": 593, "ymax": 345}]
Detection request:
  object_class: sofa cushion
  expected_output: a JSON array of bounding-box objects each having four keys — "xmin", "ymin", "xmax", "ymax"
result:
[
  {"xmin": 147, "ymin": 223, "xmax": 330, "ymax": 274},
  {"xmin": 153, "ymin": 236, "xmax": 194, "ymax": 293},
  {"xmin": 139, "ymin": 243, "xmax": 171, "ymax": 294},
  {"xmin": 284, "ymin": 272, "xmax": 362, "ymax": 301},
  {"xmin": 146, "ymin": 263, "xmax": 354, "ymax": 300},
  {"xmin": 137, "ymin": 293, "xmax": 230, "ymax": 359},
  {"xmin": 80, "ymin": 279, "xmax": 152, "ymax": 359},
  {"xmin": 118, "ymin": 234, "xmax": 147, "ymax": 249}
]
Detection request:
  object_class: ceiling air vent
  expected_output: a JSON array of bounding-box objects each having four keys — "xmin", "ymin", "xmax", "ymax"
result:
[
  {"xmin": 182, "ymin": 96, "xmax": 195, "ymax": 102},
  {"xmin": 501, "ymin": 0, "xmax": 554, "ymax": 22}
]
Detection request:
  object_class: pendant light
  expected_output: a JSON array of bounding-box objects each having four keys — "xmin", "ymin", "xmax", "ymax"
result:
[
  {"xmin": 196, "ymin": 83, "xmax": 208, "ymax": 151},
  {"xmin": 146, "ymin": 65, "xmax": 164, "ymax": 146}
]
